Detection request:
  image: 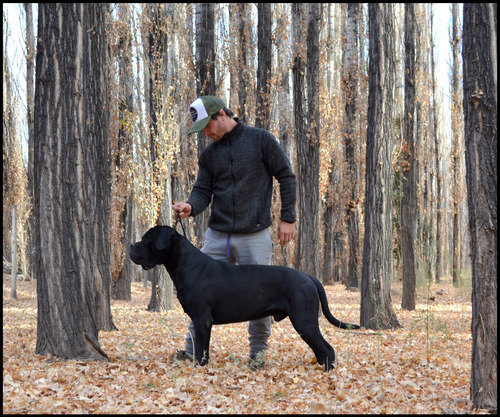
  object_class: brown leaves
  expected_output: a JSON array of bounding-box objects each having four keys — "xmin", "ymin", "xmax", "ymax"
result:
[{"xmin": 3, "ymin": 279, "xmax": 488, "ymax": 413}]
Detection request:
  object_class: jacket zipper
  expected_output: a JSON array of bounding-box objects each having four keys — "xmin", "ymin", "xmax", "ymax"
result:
[{"xmin": 229, "ymin": 140, "xmax": 236, "ymax": 231}]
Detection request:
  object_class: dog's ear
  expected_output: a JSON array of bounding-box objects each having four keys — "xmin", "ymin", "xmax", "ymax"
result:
[{"xmin": 156, "ymin": 227, "xmax": 172, "ymax": 250}]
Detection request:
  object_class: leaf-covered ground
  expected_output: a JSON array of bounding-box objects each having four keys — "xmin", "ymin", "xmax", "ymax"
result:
[{"xmin": 3, "ymin": 277, "xmax": 487, "ymax": 414}]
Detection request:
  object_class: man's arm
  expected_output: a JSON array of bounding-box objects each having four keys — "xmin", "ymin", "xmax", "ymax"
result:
[
  {"xmin": 260, "ymin": 132, "xmax": 297, "ymax": 244},
  {"xmin": 185, "ymin": 155, "xmax": 213, "ymax": 217}
]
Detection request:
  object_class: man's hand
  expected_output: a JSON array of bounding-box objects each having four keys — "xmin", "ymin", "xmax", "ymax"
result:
[
  {"xmin": 172, "ymin": 202, "xmax": 192, "ymax": 219},
  {"xmin": 278, "ymin": 221, "xmax": 295, "ymax": 246}
]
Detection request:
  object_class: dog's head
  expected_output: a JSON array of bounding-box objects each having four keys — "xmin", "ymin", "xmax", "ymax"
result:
[{"xmin": 129, "ymin": 226, "xmax": 176, "ymax": 270}]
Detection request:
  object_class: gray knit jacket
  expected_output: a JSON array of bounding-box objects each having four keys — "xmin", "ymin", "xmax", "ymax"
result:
[{"xmin": 187, "ymin": 120, "xmax": 297, "ymax": 234}]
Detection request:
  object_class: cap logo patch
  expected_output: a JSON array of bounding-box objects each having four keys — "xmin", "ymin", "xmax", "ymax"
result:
[
  {"xmin": 189, "ymin": 107, "xmax": 198, "ymax": 122},
  {"xmin": 189, "ymin": 98, "xmax": 209, "ymax": 123}
]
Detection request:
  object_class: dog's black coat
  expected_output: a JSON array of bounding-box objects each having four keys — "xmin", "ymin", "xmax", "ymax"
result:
[{"xmin": 130, "ymin": 226, "xmax": 360, "ymax": 371}]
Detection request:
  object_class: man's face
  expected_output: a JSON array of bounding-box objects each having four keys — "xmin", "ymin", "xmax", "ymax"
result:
[{"xmin": 202, "ymin": 113, "xmax": 225, "ymax": 142}]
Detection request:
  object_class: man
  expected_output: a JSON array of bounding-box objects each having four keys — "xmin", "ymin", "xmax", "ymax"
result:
[{"xmin": 173, "ymin": 95, "xmax": 296, "ymax": 368}]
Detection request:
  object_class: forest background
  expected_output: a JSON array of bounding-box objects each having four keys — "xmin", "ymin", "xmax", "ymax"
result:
[
  {"xmin": 3, "ymin": 3, "xmax": 497, "ymax": 413},
  {"xmin": 2, "ymin": 2, "xmax": 470, "ymax": 301}
]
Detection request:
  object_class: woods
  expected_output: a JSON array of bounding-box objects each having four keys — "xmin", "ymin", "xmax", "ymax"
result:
[{"xmin": 3, "ymin": 3, "xmax": 496, "ymax": 412}]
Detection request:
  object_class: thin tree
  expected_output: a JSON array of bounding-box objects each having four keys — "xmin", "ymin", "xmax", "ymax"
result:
[
  {"xmin": 145, "ymin": 3, "xmax": 175, "ymax": 312},
  {"xmin": 171, "ymin": 4, "xmax": 197, "ymax": 239},
  {"xmin": 34, "ymin": 3, "xmax": 115, "ymax": 360},
  {"xmin": 321, "ymin": 2, "xmax": 337, "ymax": 285},
  {"xmin": 193, "ymin": 3, "xmax": 216, "ymax": 246},
  {"xmin": 24, "ymin": 2, "xmax": 35, "ymax": 283},
  {"xmin": 110, "ymin": 3, "xmax": 135, "ymax": 301},
  {"xmin": 273, "ymin": 3, "xmax": 294, "ymax": 268},
  {"xmin": 360, "ymin": 3, "xmax": 401, "ymax": 330},
  {"xmin": 343, "ymin": 3, "xmax": 361, "ymax": 289},
  {"xmin": 228, "ymin": 3, "xmax": 253, "ymax": 125},
  {"xmin": 256, "ymin": 3, "xmax": 271, "ymax": 131},
  {"xmin": 412, "ymin": 5, "xmax": 432, "ymax": 283},
  {"xmin": 293, "ymin": 3, "xmax": 322, "ymax": 278},
  {"xmin": 450, "ymin": 3, "xmax": 463, "ymax": 287},
  {"xmin": 430, "ymin": 7, "xmax": 443, "ymax": 283},
  {"xmin": 3, "ymin": 43, "xmax": 27, "ymax": 299},
  {"xmin": 463, "ymin": 3, "xmax": 497, "ymax": 411},
  {"xmin": 401, "ymin": 3, "xmax": 417, "ymax": 311}
]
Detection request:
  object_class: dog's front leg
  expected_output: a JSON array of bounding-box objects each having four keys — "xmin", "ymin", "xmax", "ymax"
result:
[{"xmin": 193, "ymin": 319, "xmax": 212, "ymax": 366}]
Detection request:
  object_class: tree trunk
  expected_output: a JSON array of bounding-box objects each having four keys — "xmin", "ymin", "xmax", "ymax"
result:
[
  {"xmin": 148, "ymin": 180, "xmax": 175, "ymax": 313},
  {"xmin": 34, "ymin": 3, "xmax": 115, "ymax": 361},
  {"xmin": 24, "ymin": 2, "xmax": 36, "ymax": 282},
  {"xmin": 450, "ymin": 3, "xmax": 463, "ymax": 287},
  {"xmin": 320, "ymin": 3, "xmax": 334, "ymax": 285},
  {"xmin": 229, "ymin": 3, "xmax": 253, "ymax": 125},
  {"xmin": 401, "ymin": 3, "xmax": 417, "ymax": 311},
  {"xmin": 10, "ymin": 205, "xmax": 17, "ymax": 299},
  {"xmin": 292, "ymin": 3, "xmax": 307, "ymax": 272},
  {"xmin": 193, "ymin": 3, "xmax": 216, "ymax": 247},
  {"xmin": 360, "ymin": 3, "xmax": 401, "ymax": 330},
  {"xmin": 463, "ymin": 3, "xmax": 497, "ymax": 411},
  {"xmin": 3, "ymin": 31, "xmax": 15, "ymax": 276},
  {"xmin": 294, "ymin": 3, "xmax": 321, "ymax": 278},
  {"xmin": 272, "ymin": 4, "xmax": 294, "ymax": 268},
  {"xmin": 111, "ymin": 3, "xmax": 134, "ymax": 301},
  {"xmin": 256, "ymin": 3, "xmax": 272, "ymax": 130},
  {"xmin": 171, "ymin": 4, "xmax": 197, "ymax": 241},
  {"xmin": 343, "ymin": 3, "xmax": 361, "ymax": 289},
  {"xmin": 112, "ymin": 196, "xmax": 134, "ymax": 301},
  {"xmin": 145, "ymin": 4, "xmax": 175, "ymax": 312},
  {"xmin": 430, "ymin": 8, "xmax": 443, "ymax": 283}
]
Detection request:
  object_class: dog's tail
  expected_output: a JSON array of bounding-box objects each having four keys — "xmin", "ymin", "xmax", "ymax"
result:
[{"xmin": 309, "ymin": 275, "xmax": 361, "ymax": 330}]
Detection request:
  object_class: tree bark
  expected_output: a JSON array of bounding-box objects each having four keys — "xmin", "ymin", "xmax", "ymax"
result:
[
  {"xmin": 360, "ymin": 3, "xmax": 401, "ymax": 330},
  {"xmin": 171, "ymin": 4, "xmax": 197, "ymax": 241},
  {"xmin": 24, "ymin": 2, "xmax": 36, "ymax": 282},
  {"xmin": 343, "ymin": 3, "xmax": 361, "ymax": 289},
  {"xmin": 193, "ymin": 3, "xmax": 216, "ymax": 246},
  {"xmin": 11, "ymin": 205, "xmax": 18, "ymax": 299},
  {"xmin": 430, "ymin": 8, "xmax": 443, "ymax": 283},
  {"xmin": 34, "ymin": 3, "xmax": 115, "ymax": 361},
  {"xmin": 145, "ymin": 4, "xmax": 175, "ymax": 312},
  {"xmin": 294, "ymin": 3, "xmax": 321, "ymax": 278},
  {"xmin": 111, "ymin": 3, "xmax": 134, "ymax": 301},
  {"xmin": 450, "ymin": 3, "xmax": 463, "ymax": 287},
  {"xmin": 321, "ymin": 3, "xmax": 335, "ymax": 285},
  {"xmin": 401, "ymin": 3, "xmax": 417, "ymax": 311},
  {"xmin": 256, "ymin": 3, "xmax": 272, "ymax": 131},
  {"xmin": 463, "ymin": 3, "xmax": 497, "ymax": 411},
  {"xmin": 228, "ymin": 3, "xmax": 253, "ymax": 125}
]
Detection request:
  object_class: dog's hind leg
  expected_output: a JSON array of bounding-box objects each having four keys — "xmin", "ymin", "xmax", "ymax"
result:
[{"xmin": 290, "ymin": 317, "xmax": 336, "ymax": 371}]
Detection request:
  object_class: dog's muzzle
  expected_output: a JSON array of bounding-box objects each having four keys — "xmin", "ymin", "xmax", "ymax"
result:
[{"xmin": 129, "ymin": 243, "xmax": 155, "ymax": 270}]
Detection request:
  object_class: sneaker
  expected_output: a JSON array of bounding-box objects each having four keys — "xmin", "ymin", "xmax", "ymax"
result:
[
  {"xmin": 248, "ymin": 351, "xmax": 266, "ymax": 371},
  {"xmin": 175, "ymin": 349, "xmax": 193, "ymax": 362}
]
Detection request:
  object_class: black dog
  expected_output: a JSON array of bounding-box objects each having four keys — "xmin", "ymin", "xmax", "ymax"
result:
[{"xmin": 130, "ymin": 226, "xmax": 360, "ymax": 371}]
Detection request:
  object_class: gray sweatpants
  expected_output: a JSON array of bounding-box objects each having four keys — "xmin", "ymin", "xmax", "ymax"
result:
[{"xmin": 184, "ymin": 227, "xmax": 273, "ymax": 358}]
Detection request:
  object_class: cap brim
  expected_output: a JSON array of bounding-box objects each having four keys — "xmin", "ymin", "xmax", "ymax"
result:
[{"xmin": 188, "ymin": 117, "xmax": 211, "ymax": 134}]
